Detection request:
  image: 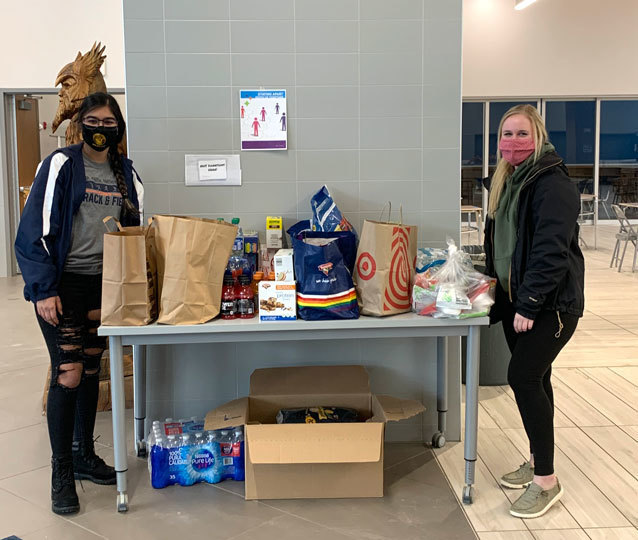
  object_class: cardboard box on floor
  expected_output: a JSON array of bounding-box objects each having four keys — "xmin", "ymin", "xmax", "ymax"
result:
[{"xmin": 204, "ymin": 365, "xmax": 424, "ymax": 500}]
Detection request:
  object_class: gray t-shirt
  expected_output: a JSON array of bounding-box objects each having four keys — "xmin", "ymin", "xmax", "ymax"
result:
[{"xmin": 64, "ymin": 157, "xmax": 123, "ymax": 274}]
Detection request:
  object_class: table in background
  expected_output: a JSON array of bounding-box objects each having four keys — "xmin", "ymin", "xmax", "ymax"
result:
[
  {"xmin": 100, "ymin": 314, "xmax": 489, "ymax": 512},
  {"xmin": 461, "ymin": 205, "xmax": 484, "ymax": 244}
]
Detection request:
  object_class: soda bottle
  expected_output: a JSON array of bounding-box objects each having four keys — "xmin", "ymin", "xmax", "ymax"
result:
[
  {"xmin": 221, "ymin": 275, "xmax": 237, "ymax": 319},
  {"xmin": 237, "ymin": 275, "xmax": 255, "ymax": 319}
]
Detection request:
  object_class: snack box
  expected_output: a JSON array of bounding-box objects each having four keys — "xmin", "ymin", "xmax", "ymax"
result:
[
  {"xmin": 258, "ymin": 281, "xmax": 297, "ymax": 321},
  {"xmin": 266, "ymin": 216, "xmax": 283, "ymax": 249},
  {"xmin": 273, "ymin": 248, "xmax": 294, "ymax": 281}
]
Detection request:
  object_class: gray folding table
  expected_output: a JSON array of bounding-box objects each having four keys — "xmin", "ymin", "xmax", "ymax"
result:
[{"xmin": 99, "ymin": 313, "xmax": 489, "ymax": 512}]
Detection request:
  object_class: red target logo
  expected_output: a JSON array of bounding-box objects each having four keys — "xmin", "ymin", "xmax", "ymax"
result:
[
  {"xmin": 357, "ymin": 252, "xmax": 376, "ymax": 281},
  {"xmin": 384, "ymin": 227, "xmax": 411, "ymax": 311}
]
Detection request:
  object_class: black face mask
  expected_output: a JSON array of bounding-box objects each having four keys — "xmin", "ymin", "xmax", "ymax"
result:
[{"xmin": 82, "ymin": 124, "xmax": 119, "ymax": 151}]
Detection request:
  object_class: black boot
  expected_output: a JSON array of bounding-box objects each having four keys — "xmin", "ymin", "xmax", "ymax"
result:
[
  {"xmin": 72, "ymin": 440, "xmax": 116, "ymax": 485},
  {"xmin": 51, "ymin": 456, "xmax": 80, "ymax": 515}
]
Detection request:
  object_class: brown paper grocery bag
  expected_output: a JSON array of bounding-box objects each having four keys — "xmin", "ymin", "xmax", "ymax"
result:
[
  {"xmin": 153, "ymin": 215, "xmax": 237, "ymax": 325},
  {"xmin": 101, "ymin": 218, "xmax": 158, "ymax": 326},
  {"xmin": 354, "ymin": 214, "xmax": 417, "ymax": 316}
]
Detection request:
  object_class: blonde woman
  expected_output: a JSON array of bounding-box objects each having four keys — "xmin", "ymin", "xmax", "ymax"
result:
[{"xmin": 483, "ymin": 104, "xmax": 584, "ymax": 518}]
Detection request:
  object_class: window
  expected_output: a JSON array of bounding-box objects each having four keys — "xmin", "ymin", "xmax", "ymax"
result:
[
  {"xmin": 601, "ymin": 100, "xmax": 638, "ymax": 216},
  {"xmin": 461, "ymin": 102, "xmax": 484, "ymax": 207},
  {"xmin": 545, "ymin": 101, "xmax": 596, "ymax": 200}
]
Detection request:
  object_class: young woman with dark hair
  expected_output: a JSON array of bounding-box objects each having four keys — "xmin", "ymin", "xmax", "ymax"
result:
[{"xmin": 15, "ymin": 92, "xmax": 144, "ymax": 515}]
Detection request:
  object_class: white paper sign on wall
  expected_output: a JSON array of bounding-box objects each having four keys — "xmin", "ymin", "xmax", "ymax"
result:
[
  {"xmin": 198, "ymin": 159, "xmax": 227, "ymax": 181},
  {"xmin": 184, "ymin": 155, "xmax": 241, "ymax": 186}
]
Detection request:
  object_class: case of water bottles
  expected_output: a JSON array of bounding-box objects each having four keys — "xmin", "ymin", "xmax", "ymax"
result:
[{"xmin": 148, "ymin": 417, "xmax": 245, "ymax": 489}]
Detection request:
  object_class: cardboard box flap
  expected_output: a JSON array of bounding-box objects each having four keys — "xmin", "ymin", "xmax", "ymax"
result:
[
  {"xmin": 204, "ymin": 397, "xmax": 249, "ymax": 431},
  {"xmin": 246, "ymin": 423, "xmax": 383, "ymax": 464},
  {"xmin": 374, "ymin": 395, "xmax": 425, "ymax": 422},
  {"xmin": 250, "ymin": 365, "xmax": 371, "ymax": 397}
]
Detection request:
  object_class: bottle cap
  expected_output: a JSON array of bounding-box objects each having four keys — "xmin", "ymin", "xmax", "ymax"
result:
[
  {"xmin": 268, "ymin": 271, "xmax": 275, "ymax": 280},
  {"xmin": 231, "ymin": 217, "xmax": 240, "ymax": 225},
  {"xmin": 253, "ymin": 271, "xmax": 264, "ymax": 280}
]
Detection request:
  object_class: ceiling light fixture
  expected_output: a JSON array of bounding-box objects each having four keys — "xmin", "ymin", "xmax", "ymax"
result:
[{"xmin": 515, "ymin": 0, "xmax": 538, "ymax": 10}]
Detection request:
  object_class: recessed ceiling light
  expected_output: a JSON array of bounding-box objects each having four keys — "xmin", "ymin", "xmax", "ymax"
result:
[{"xmin": 515, "ymin": 0, "xmax": 538, "ymax": 10}]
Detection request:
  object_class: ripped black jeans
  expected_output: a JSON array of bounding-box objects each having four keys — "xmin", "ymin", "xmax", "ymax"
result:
[{"xmin": 37, "ymin": 273, "xmax": 105, "ymax": 459}]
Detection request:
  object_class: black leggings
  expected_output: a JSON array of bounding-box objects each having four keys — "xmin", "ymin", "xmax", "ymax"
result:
[
  {"xmin": 501, "ymin": 299, "xmax": 579, "ymax": 476},
  {"xmin": 37, "ymin": 273, "xmax": 105, "ymax": 459}
]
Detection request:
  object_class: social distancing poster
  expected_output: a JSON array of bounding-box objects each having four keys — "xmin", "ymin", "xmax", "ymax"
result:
[{"xmin": 239, "ymin": 89, "xmax": 287, "ymax": 151}]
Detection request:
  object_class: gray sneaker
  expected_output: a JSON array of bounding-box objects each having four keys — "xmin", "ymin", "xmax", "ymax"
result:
[
  {"xmin": 510, "ymin": 480, "xmax": 563, "ymax": 519},
  {"xmin": 500, "ymin": 462, "xmax": 534, "ymax": 489}
]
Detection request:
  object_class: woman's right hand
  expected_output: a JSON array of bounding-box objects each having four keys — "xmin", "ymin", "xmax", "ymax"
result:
[{"xmin": 36, "ymin": 296, "xmax": 63, "ymax": 326}]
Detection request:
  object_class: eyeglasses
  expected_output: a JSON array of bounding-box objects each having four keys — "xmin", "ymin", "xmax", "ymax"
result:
[{"xmin": 83, "ymin": 116, "xmax": 118, "ymax": 128}]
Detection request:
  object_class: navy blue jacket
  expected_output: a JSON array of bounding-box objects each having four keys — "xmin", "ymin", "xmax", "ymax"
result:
[{"xmin": 15, "ymin": 144, "xmax": 144, "ymax": 302}]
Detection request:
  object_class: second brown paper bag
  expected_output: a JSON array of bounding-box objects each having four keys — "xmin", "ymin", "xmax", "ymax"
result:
[
  {"xmin": 354, "ymin": 219, "xmax": 417, "ymax": 316},
  {"xmin": 153, "ymin": 215, "xmax": 237, "ymax": 325}
]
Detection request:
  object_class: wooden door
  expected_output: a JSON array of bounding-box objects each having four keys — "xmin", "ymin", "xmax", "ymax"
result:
[{"xmin": 15, "ymin": 96, "xmax": 41, "ymax": 214}]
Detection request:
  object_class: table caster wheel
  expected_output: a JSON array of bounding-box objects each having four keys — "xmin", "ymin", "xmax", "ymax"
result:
[
  {"xmin": 136, "ymin": 440, "xmax": 147, "ymax": 458},
  {"xmin": 432, "ymin": 432, "xmax": 446, "ymax": 448},
  {"xmin": 462, "ymin": 485, "xmax": 473, "ymax": 505},
  {"xmin": 117, "ymin": 492, "xmax": 129, "ymax": 513}
]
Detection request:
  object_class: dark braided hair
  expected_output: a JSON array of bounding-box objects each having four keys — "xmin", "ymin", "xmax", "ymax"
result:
[{"xmin": 76, "ymin": 92, "xmax": 139, "ymax": 220}]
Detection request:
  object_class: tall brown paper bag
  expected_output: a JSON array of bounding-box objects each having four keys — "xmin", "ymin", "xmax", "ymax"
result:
[
  {"xmin": 354, "ymin": 217, "xmax": 417, "ymax": 316},
  {"xmin": 153, "ymin": 215, "xmax": 237, "ymax": 325},
  {"xmin": 101, "ymin": 218, "xmax": 158, "ymax": 326}
]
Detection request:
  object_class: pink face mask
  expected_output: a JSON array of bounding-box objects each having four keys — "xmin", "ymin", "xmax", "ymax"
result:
[{"xmin": 499, "ymin": 138, "xmax": 535, "ymax": 166}]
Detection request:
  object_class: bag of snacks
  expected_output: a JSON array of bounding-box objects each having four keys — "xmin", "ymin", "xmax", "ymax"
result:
[{"xmin": 412, "ymin": 238, "xmax": 496, "ymax": 319}]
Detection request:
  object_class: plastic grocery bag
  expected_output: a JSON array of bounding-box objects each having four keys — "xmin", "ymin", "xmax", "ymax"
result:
[
  {"xmin": 412, "ymin": 238, "xmax": 495, "ymax": 319},
  {"xmin": 289, "ymin": 221, "xmax": 359, "ymax": 320},
  {"xmin": 310, "ymin": 185, "xmax": 356, "ymax": 233}
]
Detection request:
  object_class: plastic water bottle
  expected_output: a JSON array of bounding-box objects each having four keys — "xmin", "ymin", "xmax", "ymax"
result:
[{"xmin": 231, "ymin": 218, "xmax": 244, "ymax": 259}]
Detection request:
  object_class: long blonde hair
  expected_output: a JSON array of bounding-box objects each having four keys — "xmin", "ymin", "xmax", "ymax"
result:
[{"xmin": 488, "ymin": 104, "xmax": 548, "ymax": 217}]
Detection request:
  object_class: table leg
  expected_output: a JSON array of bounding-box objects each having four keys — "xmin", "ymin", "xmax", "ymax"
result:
[
  {"xmin": 462, "ymin": 325, "xmax": 481, "ymax": 505},
  {"xmin": 432, "ymin": 336, "xmax": 448, "ymax": 448},
  {"xmin": 133, "ymin": 345, "xmax": 147, "ymax": 458},
  {"xmin": 109, "ymin": 336, "xmax": 129, "ymax": 512}
]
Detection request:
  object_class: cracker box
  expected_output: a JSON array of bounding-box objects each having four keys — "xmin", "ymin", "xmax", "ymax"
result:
[
  {"xmin": 258, "ymin": 281, "xmax": 296, "ymax": 321},
  {"xmin": 273, "ymin": 249, "xmax": 294, "ymax": 281}
]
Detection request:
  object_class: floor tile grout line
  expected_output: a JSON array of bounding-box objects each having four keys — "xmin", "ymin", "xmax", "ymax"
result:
[
  {"xmin": 552, "ymin": 369, "xmax": 631, "ymax": 426},
  {"xmin": 224, "ymin": 514, "xmax": 289, "ymax": 540},
  {"xmin": 576, "ymin": 423, "xmax": 638, "ymax": 483},
  {"xmin": 552, "ymin": 425, "xmax": 636, "ymax": 528},
  {"xmin": 609, "ymin": 366, "xmax": 638, "ymax": 391},
  {"xmin": 550, "ymin": 376, "xmax": 618, "ymax": 427},
  {"xmin": 576, "ymin": 367, "xmax": 638, "ymax": 412},
  {"xmin": 383, "ymin": 448, "xmax": 429, "ymax": 472}
]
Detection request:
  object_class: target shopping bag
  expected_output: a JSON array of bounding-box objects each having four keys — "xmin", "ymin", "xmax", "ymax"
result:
[{"xmin": 354, "ymin": 219, "xmax": 417, "ymax": 316}]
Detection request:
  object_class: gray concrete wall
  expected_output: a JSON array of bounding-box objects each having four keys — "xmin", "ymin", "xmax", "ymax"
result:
[{"xmin": 123, "ymin": 0, "xmax": 463, "ymax": 441}]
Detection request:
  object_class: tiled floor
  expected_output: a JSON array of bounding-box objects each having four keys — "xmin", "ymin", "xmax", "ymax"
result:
[{"xmin": 0, "ymin": 279, "xmax": 475, "ymax": 538}]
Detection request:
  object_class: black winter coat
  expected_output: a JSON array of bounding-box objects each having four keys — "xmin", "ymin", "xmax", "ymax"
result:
[{"xmin": 483, "ymin": 151, "xmax": 585, "ymax": 323}]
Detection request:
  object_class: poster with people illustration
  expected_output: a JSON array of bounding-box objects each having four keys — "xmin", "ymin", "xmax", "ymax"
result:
[{"xmin": 239, "ymin": 89, "xmax": 287, "ymax": 151}]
